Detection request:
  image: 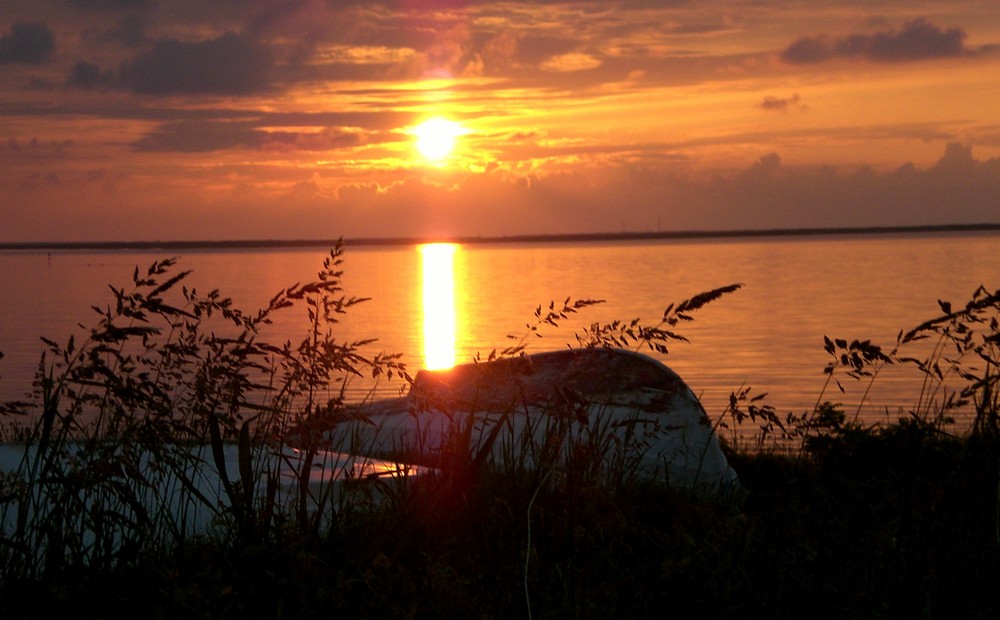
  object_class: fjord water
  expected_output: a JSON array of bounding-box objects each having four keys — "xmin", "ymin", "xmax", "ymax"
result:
[{"xmin": 1, "ymin": 231, "xmax": 998, "ymax": 423}]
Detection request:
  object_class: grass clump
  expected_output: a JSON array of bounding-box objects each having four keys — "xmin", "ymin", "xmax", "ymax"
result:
[
  {"xmin": 0, "ymin": 242, "xmax": 409, "ymax": 576},
  {"xmin": 0, "ymin": 245, "xmax": 998, "ymax": 618}
]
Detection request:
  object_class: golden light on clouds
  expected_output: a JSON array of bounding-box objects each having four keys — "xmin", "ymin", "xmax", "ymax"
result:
[{"xmin": 2, "ymin": 2, "xmax": 999, "ymax": 242}]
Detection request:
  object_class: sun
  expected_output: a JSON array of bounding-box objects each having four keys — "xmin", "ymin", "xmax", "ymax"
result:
[{"xmin": 412, "ymin": 117, "xmax": 464, "ymax": 161}]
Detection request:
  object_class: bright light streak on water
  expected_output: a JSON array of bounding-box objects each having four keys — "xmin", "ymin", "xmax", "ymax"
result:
[{"xmin": 419, "ymin": 243, "xmax": 458, "ymax": 370}]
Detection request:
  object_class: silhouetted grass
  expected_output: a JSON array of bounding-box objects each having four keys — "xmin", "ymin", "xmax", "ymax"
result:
[{"xmin": 0, "ymin": 245, "xmax": 998, "ymax": 618}]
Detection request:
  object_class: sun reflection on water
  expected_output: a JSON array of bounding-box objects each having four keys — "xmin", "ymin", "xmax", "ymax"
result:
[{"xmin": 419, "ymin": 243, "xmax": 458, "ymax": 370}]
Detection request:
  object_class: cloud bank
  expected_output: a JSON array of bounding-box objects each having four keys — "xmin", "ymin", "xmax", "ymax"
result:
[
  {"xmin": 0, "ymin": 22, "xmax": 55, "ymax": 64},
  {"xmin": 119, "ymin": 33, "xmax": 274, "ymax": 95},
  {"xmin": 3, "ymin": 142, "xmax": 997, "ymax": 242},
  {"xmin": 782, "ymin": 18, "xmax": 969, "ymax": 64}
]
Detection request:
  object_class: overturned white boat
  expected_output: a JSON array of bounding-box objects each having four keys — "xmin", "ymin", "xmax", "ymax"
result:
[
  {"xmin": 333, "ymin": 347, "xmax": 738, "ymax": 496},
  {"xmin": 0, "ymin": 348, "xmax": 736, "ymax": 570}
]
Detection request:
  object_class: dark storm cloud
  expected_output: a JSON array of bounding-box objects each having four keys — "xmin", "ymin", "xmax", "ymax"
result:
[
  {"xmin": 782, "ymin": 18, "xmax": 968, "ymax": 64},
  {"xmin": 119, "ymin": 33, "xmax": 274, "ymax": 95},
  {"xmin": 0, "ymin": 22, "xmax": 56, "ymax": 64}
]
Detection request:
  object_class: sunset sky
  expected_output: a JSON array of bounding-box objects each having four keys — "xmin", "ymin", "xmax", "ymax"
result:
[{"xmin": 2, "ymin": 0, "xmax": 999, "ymax": 242}]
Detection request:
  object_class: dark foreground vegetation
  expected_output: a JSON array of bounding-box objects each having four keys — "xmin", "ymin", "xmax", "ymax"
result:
[
  {"xmin": 1, "ymin": 244, "xmax": 998, "ymax": 618},
  {"xmin": 5, "ymin": 433, "xmax": 1000, "ymax": 619}
]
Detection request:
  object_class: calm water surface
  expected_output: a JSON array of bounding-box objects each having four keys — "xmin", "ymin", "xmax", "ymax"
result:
[{"xmin": 1, "ymin": 232, "xmax": 998, "ymax": 424}]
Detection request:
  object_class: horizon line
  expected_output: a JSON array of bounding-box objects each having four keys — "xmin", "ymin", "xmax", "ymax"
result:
[{"xmin": 2, "ymin": 222, "xmax": 999, "ymax": 251}]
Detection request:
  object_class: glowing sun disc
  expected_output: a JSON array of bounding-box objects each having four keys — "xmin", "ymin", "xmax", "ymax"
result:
[{"xmin": 413, "ymin": 117, "xmax": 463, "ymax": 161}]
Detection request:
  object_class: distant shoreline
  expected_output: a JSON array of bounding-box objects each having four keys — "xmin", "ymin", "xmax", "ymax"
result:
[{"xmin": 2, "ymin": 222, "xmax": 999, "ymax": 251}]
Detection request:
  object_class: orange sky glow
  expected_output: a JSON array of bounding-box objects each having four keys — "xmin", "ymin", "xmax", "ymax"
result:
[{"xmin": 1, "ymin": 0, "xmax": 999, "ymax": 242}]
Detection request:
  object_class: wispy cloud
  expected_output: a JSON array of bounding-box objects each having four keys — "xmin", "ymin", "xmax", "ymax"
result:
[{"xmin": 760, "ymin": 93, "xmax": 803, "ymax": 112}]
